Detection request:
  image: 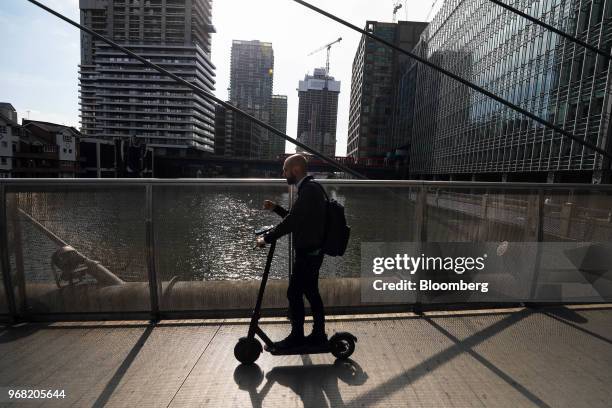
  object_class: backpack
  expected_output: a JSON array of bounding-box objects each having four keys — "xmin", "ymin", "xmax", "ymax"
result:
[{"xmin": 312, "ymin": 182, "xmax": 351, "ymax": 256}]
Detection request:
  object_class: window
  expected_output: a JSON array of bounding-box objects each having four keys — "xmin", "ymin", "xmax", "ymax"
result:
[{"xmin": 1, "ymin": 141, "xmax": 6, "ymax": 148}]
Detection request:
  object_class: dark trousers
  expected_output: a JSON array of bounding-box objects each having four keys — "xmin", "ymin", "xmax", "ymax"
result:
[{"xmin": 287, "ymin": 251, "xmax": 325, "ymax": 336}]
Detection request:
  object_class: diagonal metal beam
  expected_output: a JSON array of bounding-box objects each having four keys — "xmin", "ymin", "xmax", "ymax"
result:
[
  {"xmin": 25, "ymin": 0, "xmax": 368, "ymax": 180},
  {"xmin": 489, "ymin": 0, "xmax": 612, "ymax": 61},
  {"xmin": 292, "ymin": 0, "xmax": 612, "ymax": 161}
]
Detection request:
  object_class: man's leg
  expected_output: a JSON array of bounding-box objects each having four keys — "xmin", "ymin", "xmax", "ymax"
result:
[
  {"xmin": 273, "ymin": 256, "xmax": 306, "ymax": 348},
  {"xmin": 303, "ymin": 254, "xmax": 326, "ymax": 341},
  {"xmin": 287, "ymin": 259, "xmax": 306, "ymax": 337}
]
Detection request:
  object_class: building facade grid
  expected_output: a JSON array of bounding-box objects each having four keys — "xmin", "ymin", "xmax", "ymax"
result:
[{"xmin": 409, "ymin": 0, "xmax": 612, "ymax": 182}]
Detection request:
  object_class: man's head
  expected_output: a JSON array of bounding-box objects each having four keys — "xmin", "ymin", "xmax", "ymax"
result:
[{"xmin": 282, "ymin": 154, "xmax": 308, "ymax": 185}]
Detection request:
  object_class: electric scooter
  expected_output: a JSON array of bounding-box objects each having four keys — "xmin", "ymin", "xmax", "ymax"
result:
[{"xmin": 234, "ymin": 226, "xmax": 357, "ymax": 365}]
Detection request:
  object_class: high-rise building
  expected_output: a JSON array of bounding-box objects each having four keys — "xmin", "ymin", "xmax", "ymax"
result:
[
  {"xmin": 347, "ymin": 20, "xmax": 427, "ymax": 159},
  {"xmin": 268, "ymin": 95, "xmax": 288, "ymax": 157},
  {"xmin": 408, "ymin": 0, "xmax": 612, "ymax": 183},
  {"xmin": 228, "ymin": 40, "xmax": 274, "ymax": 158},
  {"xmin": 79, "ymin": 0, "xmax": 216, "ymax": 154},
  {"xmin": 297, "ymin": 68, "xmax": 340, "ymax": 157},
  {"xmin": 213, "ymin": 102, "xmax": 262, "ymax": 158}
]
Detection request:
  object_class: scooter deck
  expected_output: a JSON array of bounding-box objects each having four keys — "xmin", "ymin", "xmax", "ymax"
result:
[{"xmin": 266, "ymin": 343, "xmax": 331, "ymax": 356}]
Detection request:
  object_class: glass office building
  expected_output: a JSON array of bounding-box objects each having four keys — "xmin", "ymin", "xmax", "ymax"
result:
[
  {"xmin": 228, "ymin": 40, "xmax": 274, "ymax": 159},
  {"xmin": 408, "ymin": 0, "xmax": 612, "ymax": 183},
  {"xmin": 348, "ymin": 21, "xmax": 427, "ymax": 159}
]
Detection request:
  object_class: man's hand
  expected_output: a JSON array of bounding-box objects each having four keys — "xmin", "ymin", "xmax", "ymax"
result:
[
  {"xmin": 255, "ymin": 236, "xmax": 267, "ymax": 248},
  {"xmin": 263, "ymin": 200, "xmax": 276, "ymax": 211}
]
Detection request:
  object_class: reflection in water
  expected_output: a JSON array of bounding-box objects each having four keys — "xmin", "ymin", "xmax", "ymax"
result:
[
  {"xmin": 234, "ymin": 359, "xmax": 368, "ymax": 408},
  {"xmin": 13, "ymin": 185, "xmax": 420, "ymax": 282}
]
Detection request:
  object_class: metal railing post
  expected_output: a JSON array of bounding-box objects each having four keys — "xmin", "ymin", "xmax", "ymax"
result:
[
  {"xmin": 0, "ymin": 185, "xmax": 18, "ymax": 322},
  {"xmin": 414, "ymin": 185, "xmax": 428, "ymax": 314},
  {"xmin": 527, "ymin": 189, "xmax": 545, "ymax": 304},
  {"xmin": 145, "ymin": 184, "xmax": 160, "ymax": 322},
  {"xmin": 7, "ymin": 195, "xmax": 27, "ymax": 315},
  {"xmin": 288, "ymin": 185, "xmax": 294, "ymax": 278},
  {"xmin": 525, "ymin": 190, "xmax": 544, "ymax": 241},
  {"xmin": 478, "ymin": 193, "xmax": 490, "ymax": 241},
  {"xmin": 414, "ymin": 186, "xmax": 428, "ymax": 243}
]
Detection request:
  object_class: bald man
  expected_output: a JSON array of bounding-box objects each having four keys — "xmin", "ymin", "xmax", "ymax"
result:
[{"xmin": 256, "ymin": 154, "xmax": 328, "ymax": 349}]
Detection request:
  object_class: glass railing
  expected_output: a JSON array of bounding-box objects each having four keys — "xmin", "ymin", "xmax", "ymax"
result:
[{"xmin": 1, "ymin": 179, "xmax": 611, "ymax": 320}]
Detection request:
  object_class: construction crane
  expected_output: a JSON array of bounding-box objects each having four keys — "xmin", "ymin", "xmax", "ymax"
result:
[
  {"xmin": 307, "ymin": 37, "xmax": 342, "ymax": 77},
  {"xmin": 392, "ymin": 1, "xmax": 403, "ymax": 23}
]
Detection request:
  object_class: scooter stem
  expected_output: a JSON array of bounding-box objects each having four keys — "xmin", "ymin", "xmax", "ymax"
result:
[{"xmin": 248, "ymin": 240, "xmax": 277, "ymax": 339}]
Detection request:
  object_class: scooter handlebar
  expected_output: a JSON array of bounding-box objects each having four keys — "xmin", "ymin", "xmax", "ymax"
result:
[{"xmin": 254, "ymin": 225, "xmax": 274, "ymax": 236}]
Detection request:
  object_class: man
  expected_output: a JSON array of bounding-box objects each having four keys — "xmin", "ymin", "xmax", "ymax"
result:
[{"xmin": 256, "ymin": 154, "xmax": 327, "ymax": 348}]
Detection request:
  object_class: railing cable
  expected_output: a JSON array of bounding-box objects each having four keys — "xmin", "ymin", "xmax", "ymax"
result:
[{"xmin": 489, "ymin": 0, "xmax": 612, "ymax": 61}]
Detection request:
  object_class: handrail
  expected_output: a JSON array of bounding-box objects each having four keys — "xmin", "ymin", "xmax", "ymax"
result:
[
  {"xmin": 489, "ymin": 0, "xmax": 612, "ymax": 61},
  {"xmin": 2, "ymin": 179, "xmax": 612, "ymax": 321},
  {"xmin": 2, "ymin": 178, "xmax": 612, "ymax": 190}
]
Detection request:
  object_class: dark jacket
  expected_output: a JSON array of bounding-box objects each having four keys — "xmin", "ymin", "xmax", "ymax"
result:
[{"xmin": 263, "ymin": 176, "xmax": 327, "ymax": 252}]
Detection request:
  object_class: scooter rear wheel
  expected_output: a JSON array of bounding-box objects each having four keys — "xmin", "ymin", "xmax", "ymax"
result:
[
  {"xmin": 330, "ymin": 333, "xmax": 356, "ymax": 359},
  {"xmin": 234, "ymin": 337, "xmax": 262, "ymax": 365}
]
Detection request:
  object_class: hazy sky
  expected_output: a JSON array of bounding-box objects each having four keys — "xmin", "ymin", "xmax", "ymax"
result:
[{"xmin": 0, "ymin": 0, "xmax": 441, "ymax": 155}]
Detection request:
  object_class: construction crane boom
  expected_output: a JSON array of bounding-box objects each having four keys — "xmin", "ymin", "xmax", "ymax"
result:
[
  {"xmin": 392, "ymin": 1, "xmax": 403, "ymax": 23},
  {"xmin": 307, "ymin": 37, "xmax": 342, "ymax": 75}
]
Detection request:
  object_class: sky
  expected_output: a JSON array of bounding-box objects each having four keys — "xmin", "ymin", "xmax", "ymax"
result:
[{"xmin": 0, "ymin": 0, "xmax": 442, "ymax": 156}]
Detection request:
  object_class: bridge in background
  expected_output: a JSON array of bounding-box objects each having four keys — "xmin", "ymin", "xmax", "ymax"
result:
[{"xmin": 154, "ymin": 153, "xmax": 401, "ymax": 179}]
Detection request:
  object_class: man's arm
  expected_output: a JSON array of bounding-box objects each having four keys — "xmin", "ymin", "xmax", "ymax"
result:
[
  {"xmin": 273, "ymin": 204, "xmax": 288, "ymax": 218},
  {"xmin": 264, "ymin": 188, "xmax": 314, "ymax": 243},
  {"xmin": 263, "ymin": 200, "xmax": 288, "ymax": 217}
]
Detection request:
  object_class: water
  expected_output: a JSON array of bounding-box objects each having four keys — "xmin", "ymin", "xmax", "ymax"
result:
[
  {"xmin": 15, "ymin": 184, "xmax": 593, "ymax": 284},
  {"xmin": 9, "ymin": 184, "xmax": 419, "ymax": 283}
]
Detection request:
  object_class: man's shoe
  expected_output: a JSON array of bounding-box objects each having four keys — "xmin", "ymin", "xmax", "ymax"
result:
[
  {"xmin": 271, "ymin": 333, "xmax": 305, "ymax": 350},
  {"xmin": 305, "ymin": 331, "xmax": 328, "ymax": 346}
]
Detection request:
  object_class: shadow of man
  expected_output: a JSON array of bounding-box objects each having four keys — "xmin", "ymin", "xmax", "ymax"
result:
[{"xmin": 234, "ymin": 358, "xmax": 368, "ymax": 408}]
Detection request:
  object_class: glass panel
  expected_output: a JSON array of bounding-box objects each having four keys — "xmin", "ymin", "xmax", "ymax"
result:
[
  {"xmin": 3, "ymin": 182, "xmax": 611, "ymax": 312},
  {"xmin": 153, "ymin": 183, "xmax": 291, "ymax": 311},
  {"xmin": 0, "ymin": 202, "xmax": 8, "ymax": 314},
  {"xmin": 6, "ymin": 186, "xmax": 149, "ymax": 315},
  {"xmin": 427, "ymin": 187, "xmax": 533, "ymax": 242}
]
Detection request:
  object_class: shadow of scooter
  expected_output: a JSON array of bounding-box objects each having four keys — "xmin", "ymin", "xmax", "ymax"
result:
[{"xmin": 234, "ymin": 358, "xmax": 368, "ymax": 408}]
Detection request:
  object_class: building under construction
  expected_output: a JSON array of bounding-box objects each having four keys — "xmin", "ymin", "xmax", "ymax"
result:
[{"xmin": 297, "ymin": 68, "xmax": 340, "ymax": 157}]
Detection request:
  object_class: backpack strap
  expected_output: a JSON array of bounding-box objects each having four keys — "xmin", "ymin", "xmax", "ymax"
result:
[
  {"xmin": 309, "ymin": 179, "xmax": 329, "ymax": 203},
  {"xmin": 307, "ymin": 179, "xmax": 330, "ymax": 251}
]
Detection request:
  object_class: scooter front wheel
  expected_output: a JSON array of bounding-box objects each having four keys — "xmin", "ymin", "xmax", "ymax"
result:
[
  {"xmin": 234, "ymin": 337, "xmax": 262, "ymax": 365},
  {"xmin": 330, "ymin": 332, "xmax": 356, "ymax": 359}
]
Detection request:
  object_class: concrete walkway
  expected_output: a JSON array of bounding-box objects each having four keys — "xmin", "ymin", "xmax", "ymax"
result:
[{"xmin": 0, "ymin": 306, "xmax": 611, "ymax": 407}]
